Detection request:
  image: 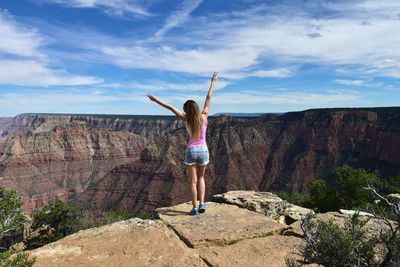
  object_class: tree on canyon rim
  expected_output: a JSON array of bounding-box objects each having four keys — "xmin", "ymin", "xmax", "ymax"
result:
[{"xmin": 0, "ymin": 188, "xmax": 25, "ymax": 244}]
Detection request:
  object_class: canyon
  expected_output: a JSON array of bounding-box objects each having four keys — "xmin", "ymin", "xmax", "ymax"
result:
[{"xmin": 0, "ymin": 107, "xmax": 399, "ymax": 213}]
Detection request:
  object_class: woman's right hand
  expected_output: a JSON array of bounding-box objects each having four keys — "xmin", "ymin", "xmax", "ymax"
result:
[{"xmin": 211, "ymin": 72, "xmax": 218, "ymax": 84}]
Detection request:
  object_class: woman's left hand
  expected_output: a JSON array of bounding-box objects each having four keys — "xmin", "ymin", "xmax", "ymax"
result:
[
  {"xmin": 147, "ymin": 94, "xmax": 157, "ymax": 102},
  {"xmin": 211, "ymin": 72, "xmax": 218, "ymax": 84}
]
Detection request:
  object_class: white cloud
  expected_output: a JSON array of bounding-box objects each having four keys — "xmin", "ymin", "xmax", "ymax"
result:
[
  {"xmin": 35, "ymin": 0, "xmax": 150, "ymax": 17},
  {"xmin": 0, "ymin": 12, "xmax": 103, "ymax": 86},
  {"xmin": 101, "ymin": 45, "xmax": 259, "ymax": 73},
  {"xmin": 212, "ymin": 91, "xmax": 363, "ymax": 105},
  {"xmin": 70, "ymin": 0, "xmax": 397, "ymax": 78},
  {"xmin": 103, "ymin": 79, "xmax": 229, "ymax": 91},
  {"xmin": 0, "ymin": 11, "xmax": 45, "ymax": 58},
  {"xmin": 153, "ymin": 0, "xmax": 203, "ymax": 40},
  {"xmin": 3, "ymin": 0, "xmax": 400, "ymax": 90},
  {"xmin": 163, "ymin": 89, "xmax": 364, "ymax": 106},
  {"xmin": 0, "ymin": 88, "xmax": 149, "ymax": 115},
  {"xmin": 371, "ymin": 59, "xmax": 399, "ymax": 69},
  {"xmin": 222, "ymin": 67, "xmax": 297, "ymax": 79},
  {"xmin": 0, "ymin": 60, "xmax": 102, "ymax": 86},
  {"xmin": 333, "ymin": 79, "xmax": 365, "ymax": 86}
]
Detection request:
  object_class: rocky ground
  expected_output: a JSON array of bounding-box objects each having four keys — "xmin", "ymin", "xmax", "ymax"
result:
[
  {"xmin": 29, "ymin": 203, "xmax": 302, "ymax": 267},
  {"xmin": 27, "ymin": 191, "xmax": 390, "ymax": 266}
]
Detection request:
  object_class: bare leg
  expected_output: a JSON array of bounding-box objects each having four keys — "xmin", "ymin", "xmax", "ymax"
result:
[
  {"xmin": 197, "ymin": 164, "xmax": 207, "ymax": 204},
  {"xmin": 187, "ymin": 165, "xmax": 198, "ymax": 208}
]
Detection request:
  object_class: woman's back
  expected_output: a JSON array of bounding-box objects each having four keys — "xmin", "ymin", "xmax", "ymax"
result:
[{"xmin": 187, "ymin": 113, "xmax": 207, "ymax": 147}]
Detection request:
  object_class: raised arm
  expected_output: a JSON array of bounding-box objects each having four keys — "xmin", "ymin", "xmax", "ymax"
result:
[
  {"xmin": 202, "ymin": 72, "xmax": 218, "ymax": 115},
  {"xmin": 147, "ymin": 94, "xmax": 186, "ymax": 121}
]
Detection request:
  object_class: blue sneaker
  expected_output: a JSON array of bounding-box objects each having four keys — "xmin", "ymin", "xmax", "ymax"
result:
[
  {"xmin": 199, "ymin": 203, "xmax": 206, "ymax": 213},
  {"xmin": 191, "ymin": 208, "xmax": 199, "ymax": 215}
]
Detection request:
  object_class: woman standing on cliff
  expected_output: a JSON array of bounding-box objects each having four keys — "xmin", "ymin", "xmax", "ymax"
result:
[{"xmin": 147, "ymin": 72, "xmax": 218, "ymax": 215}]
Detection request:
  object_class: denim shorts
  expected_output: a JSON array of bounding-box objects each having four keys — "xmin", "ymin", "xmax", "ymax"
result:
[{"xmin": 184, "ymin": 146, "xmax": 209, "ymax": 166}]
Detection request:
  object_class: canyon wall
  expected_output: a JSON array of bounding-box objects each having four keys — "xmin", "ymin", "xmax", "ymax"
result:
[{"xmin": 0, "ymin": 108, "xmax": 399, "ymax": 213}]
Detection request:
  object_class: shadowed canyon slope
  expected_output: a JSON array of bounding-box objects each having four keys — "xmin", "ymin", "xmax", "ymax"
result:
[{"xmin": 0, "ymin": 108, "xmax": 399, "ymax": 212}]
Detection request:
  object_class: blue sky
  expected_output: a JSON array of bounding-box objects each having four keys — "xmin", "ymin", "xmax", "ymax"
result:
[{"xmin": 0, "ymin": 0, "xmax": 399, "ymax": 116}]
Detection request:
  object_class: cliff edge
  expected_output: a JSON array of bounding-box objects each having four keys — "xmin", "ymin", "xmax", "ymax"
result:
[{"xmin": 28, "ymin": 191, "xmax": 390, "ymax": 266}]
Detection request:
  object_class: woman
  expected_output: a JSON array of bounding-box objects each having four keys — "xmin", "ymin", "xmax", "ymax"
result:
[{"xmin": 147, "ymin": 72, "xmax": 218, "ymax": 215}]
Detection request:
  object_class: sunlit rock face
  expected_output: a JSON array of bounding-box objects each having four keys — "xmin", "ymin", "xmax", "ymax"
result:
[{"xmin": 0, "ymin": 107, "xmax": 399, "ymax": 212}]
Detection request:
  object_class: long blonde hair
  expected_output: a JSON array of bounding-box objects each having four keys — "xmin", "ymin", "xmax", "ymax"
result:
[{"xmin": 183, "ymin": 100, "xmax": 201, "ymax": 139}]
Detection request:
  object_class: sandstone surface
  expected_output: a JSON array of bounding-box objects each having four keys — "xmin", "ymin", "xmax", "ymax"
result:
[
  {"xmin": 29, "ymin": 200, "xmax": 310, "ymax": 267},
  {"xmin": 156, "ymin": 202, "xmax": 287, "ymax": 248},
  {"xmin": 26, "ymin": 192, "xmax": 396, "ymax": 266},
  {"xmin": 197, "ymin": 235, "xmax": 303, "ymax": 267},
  {"xmin": 30, "ymin": 218, "xmax": 206, "ymax": 267}
]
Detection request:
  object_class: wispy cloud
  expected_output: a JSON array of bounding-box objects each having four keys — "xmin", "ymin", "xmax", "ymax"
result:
[
  {"xmin": 0, "ymin": 11, "xmax": 45, "ymax": 58},
  {"xmin": 19, "ymin": 0, "xmax": 400, "ymax": 80},
  {"xmin": 0, "ymin": 60, "xmax": 102, "ymax": 86},
  {"xmin": 35, "ymin": 0, "xmax": 151, "ymax": 17},
  {"xmin": 70, "ymin": 0, "xmax": 399, "ymax": 78},
  {"xmin": 0, "ymin": 11, "xmax": 102, "ymax": 86},
  {"xmin": 333, "ymin": 79, "xmax": 365, "ymax": 86},
  {"xmin": 104, "ymin": 79, "xmax": 229, "ymax": 91},
  {"xmin": 213, "ymin": 90, "xmax": 364, "ymax": 105},
  {"xmin": 0, "ymin": 88, "xmax": 193, "ymax": 116},
  {"xmin": 153, "ymin": 0, "xmax": 203, "ymax": 40},
  {"xmin": 161, "ymin": 89, "xmax": 365, "ymax": 108},
  {"xmin": 223, "ymin": 67, "xmax": 298, "ymax": 79}
]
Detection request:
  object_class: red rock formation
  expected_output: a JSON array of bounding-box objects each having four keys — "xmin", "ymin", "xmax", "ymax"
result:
[
  {"xmin": 0, "ymin": 118, "xmax": 147, "ymax": 211},
  {"xmin": 0, "ymin": 108, "xmax": 399, "ymax": 213}
]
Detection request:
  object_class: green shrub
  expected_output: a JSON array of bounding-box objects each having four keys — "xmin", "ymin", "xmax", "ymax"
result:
[
  {"xmin": 137, "ymin": 210, "xmax": 151, "ymax": 220},
  {"xmin": 336, "ymin": 165, "xmax": 379, "ymax": 209},
  {"xmin": 297, "ymin": 213, "xmax": 376, "ymax": 267},
  {"xmin": 308, "ymin": 179, "xmax": 341, "ymax": 212},
  {"xmin": 288, "ymin": 188, "xmax": 400, "ymax": 267},
  {"xmin": 105, "ymin": 210, "xmax": 132, "ymax": 221},
  {"xmin": 26, "ymin": 200, "xmax": 79, "ymax": 249},
  {"xmin": 31, "ymin": 200, "xmax": 79, "ymax": 236},
  {"xmin": 0, "ymin": 189, "xmax": 25, "ymax": 238},
  {"xmin": 0, "ymin": 188, "xmax": 25, "ymax": 251},
  {"xmin": 382, "ymin": 172, "xmax": 400, "ymax": 194},
  {"xmin": 275, "ymin": 191, "xmax": 313, "ymax": 209},
  {"xmin": 0, "ymin": 250, "xmax": 35, "ymax": 267},
  {"xmin": 72, "ymin": 209, "xmax": 134, "ymax": 232}
]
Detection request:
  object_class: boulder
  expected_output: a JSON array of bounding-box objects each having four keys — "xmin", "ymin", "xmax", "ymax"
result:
[
  {"xmin": 213, "ymin": 190, "xmax": 313, "ymax": 224},
  {"xmin": 284, "ymin": 203, "xmax": 314, "ymax": 224}
]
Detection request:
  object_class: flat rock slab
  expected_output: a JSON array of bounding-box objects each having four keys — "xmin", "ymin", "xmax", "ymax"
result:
[
  {"xmin": 197, "ymin": 235, "xmax": 304, "ymax": 267},
  {"xmin": 29, "ymin": 218, "xmax": 206, "ymax": 267},
  {"xmin": 156, "ymin": 202, "xmax": 287, "ymax": 248}
]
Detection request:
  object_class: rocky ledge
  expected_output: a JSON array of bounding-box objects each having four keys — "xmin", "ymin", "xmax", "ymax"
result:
[{"xmin": 28, "ymin": 191, "xmax": 387, "ymax": 267}]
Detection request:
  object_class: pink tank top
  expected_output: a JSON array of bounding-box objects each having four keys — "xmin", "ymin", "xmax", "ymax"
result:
[{"xmin": 187, "ymin": 114, "xmax": 207, "ymax": 147}]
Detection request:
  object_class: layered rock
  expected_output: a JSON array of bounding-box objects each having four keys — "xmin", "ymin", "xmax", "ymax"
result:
[
  {"xmin": 1, "ymin": 107, "xmax": 400, "ymax": 212},
  {"xmin": 0, "ymin": 120, "xmax": 147, "ymax": 211}
]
